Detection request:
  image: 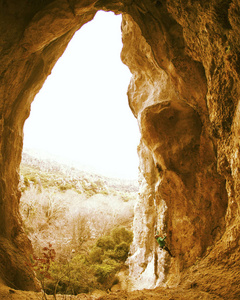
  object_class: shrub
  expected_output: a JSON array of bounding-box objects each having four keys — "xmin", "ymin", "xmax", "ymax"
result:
[
  {"xmin": 111, "ymin": 242, "xmax": 130, "ymax": 261},
  {"xmin": 88, "ymin": 247, "xmax": 104, "ymax": 264},
  {"xmin": 29, "ymin": 243, "xmax": 56, "ymax": 299},
  {"xmin": 111, "ymin": 226, "xmax": 133, "ymax": 245},
  {"xmin": 96, "ymin": 236, "xmax": 115, "ymax": 251},
  {"xmin": 93, "ymin": 263, "xmax": 115, "ymax": 283},
  {"xmin": 47, "ymin": 254, "xmax": 99, "ymax": 295},
  {"xmin": 88, "ymin": 226, "xmax": 133, "ymax": 287}
]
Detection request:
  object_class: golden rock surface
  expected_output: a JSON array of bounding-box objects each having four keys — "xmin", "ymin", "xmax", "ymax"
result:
[{"xmin": 0, "ymin": 0, "xmax": 240, "ymax": 298}]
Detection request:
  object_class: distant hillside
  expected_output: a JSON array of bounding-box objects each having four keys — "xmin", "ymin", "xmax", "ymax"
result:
[
  {"xmin": 20, "ymin": 150, "xmax": 139, "ymax": 196},
  {"xmin": 20, "ymin": 149, "xmax": 138, "ymax": 264}
]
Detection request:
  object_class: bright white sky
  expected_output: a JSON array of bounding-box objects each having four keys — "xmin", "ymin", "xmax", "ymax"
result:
[{"xmin": 23, "ymin": 11, "xmax": 140, "ymax": 180}]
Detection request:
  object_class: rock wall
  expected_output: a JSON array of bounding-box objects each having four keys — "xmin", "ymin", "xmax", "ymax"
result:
[
  {"xmin": 0, "ymin": 0, "xmax": 97, "ymax": 290},
  {"xmin": 122, "ymin": 11, "xmax": 228, "ymax": 290},
  {"xmin": 0, "ymin": 0, "xmax": 240, "ymax": 298}
]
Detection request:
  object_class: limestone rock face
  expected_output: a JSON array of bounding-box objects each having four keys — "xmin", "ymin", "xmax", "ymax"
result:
[
  {"xmin": 0, "ymin": 0, "xmax": 240, "ymax": 298},
  {"xmin": 122, "ymin": 12, "xmax": 228, "ymax": 290}
]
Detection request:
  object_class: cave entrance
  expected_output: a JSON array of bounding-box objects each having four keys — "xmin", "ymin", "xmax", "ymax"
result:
[
  {"xmin": 23, "ymin": 10, "xmax": 139, "ymax": 180},
  {"xmin": 20, "ymin": 11, "xmax": 139, "ymax": 294}
]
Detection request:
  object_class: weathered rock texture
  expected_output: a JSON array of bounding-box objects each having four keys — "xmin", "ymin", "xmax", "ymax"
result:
[{"xmin": 0, "ymin": 0, "xmax": 240, "ymax": 298}]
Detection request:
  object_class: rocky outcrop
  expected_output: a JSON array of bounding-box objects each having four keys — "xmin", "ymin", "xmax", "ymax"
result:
[
  {"xmin": 0, "ymin": 0, "xmax": 240, "ymax": 298},
  {"xmin": 122, "ymin": 12, "xmax": 228, "ymax": 290},
  {"xmin": 121, "ymin": 2, "xmax": 240, "ymax": 297}
]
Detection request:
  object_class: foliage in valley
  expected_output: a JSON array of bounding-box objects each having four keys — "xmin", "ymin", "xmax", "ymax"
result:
[{"xmin": 19, "ymin": 151, "xmax": 137, "ymax": 295}]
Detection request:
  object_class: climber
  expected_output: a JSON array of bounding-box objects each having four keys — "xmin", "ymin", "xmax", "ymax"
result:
[{"xmin": 155, "ymin": 234, "xmax": 174, "ymax": 257}]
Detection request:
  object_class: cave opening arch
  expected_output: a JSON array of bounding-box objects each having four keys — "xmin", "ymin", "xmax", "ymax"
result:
[
  {"xmin": 0, "ymin": 0, "xmax": 231, "ymax": 295},
  {"xmin": 19, "ymin": 11, "xmax": 140, "ymax": 294}
]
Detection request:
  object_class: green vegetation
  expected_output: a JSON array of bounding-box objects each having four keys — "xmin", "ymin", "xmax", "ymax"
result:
[
  {"xmin": 38, "ymin": 227, "xmax": 133, "ymax": 295},
  {"xmin": 19, "ymin": 151, "xmax": 137, "ymax": 295}
]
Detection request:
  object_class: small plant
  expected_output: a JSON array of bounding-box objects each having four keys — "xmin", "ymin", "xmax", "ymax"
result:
[{"xmin": 29, "ymin": 243, "xmax": 56, "ymax": 299}]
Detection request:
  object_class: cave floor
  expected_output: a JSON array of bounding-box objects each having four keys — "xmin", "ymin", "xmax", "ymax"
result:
[{"xmin": 0, "ymin": 284, "xmax": 224, "ymax": 300}]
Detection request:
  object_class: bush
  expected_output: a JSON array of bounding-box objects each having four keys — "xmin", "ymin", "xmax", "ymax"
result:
[
  {"xmin": 111, "ymin": 242, "xmax": 130, "ymax": 261},
  {"xmin": 96, "ymin": 236, "xmax": 115, "ymax": 251},
  {"xmin": 111, "ymin": 226, "xmax": 133, "ymax": 245},
  {"xmin": 47, "ymin": 254, "xmax": 99, "ymax": 295},
  {"xmin": 88, "ymin": 247, "xmax": 104, "ymax": 264},
  {"xmin": 93, "ymin": 263, "xmax": 114, "ymax": 283},
  {"xmin": 93, "ymin": 257, "xmax": 120, "ymax": 289},
  {"xmin": 89, "ymin": 226, "xmax": 133, "ymax": 286}
]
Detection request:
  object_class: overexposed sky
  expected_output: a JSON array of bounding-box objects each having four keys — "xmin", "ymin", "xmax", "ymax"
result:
[{"xmin": 23, "ymin": 11, "xmax": 140, "ymax": 180}]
